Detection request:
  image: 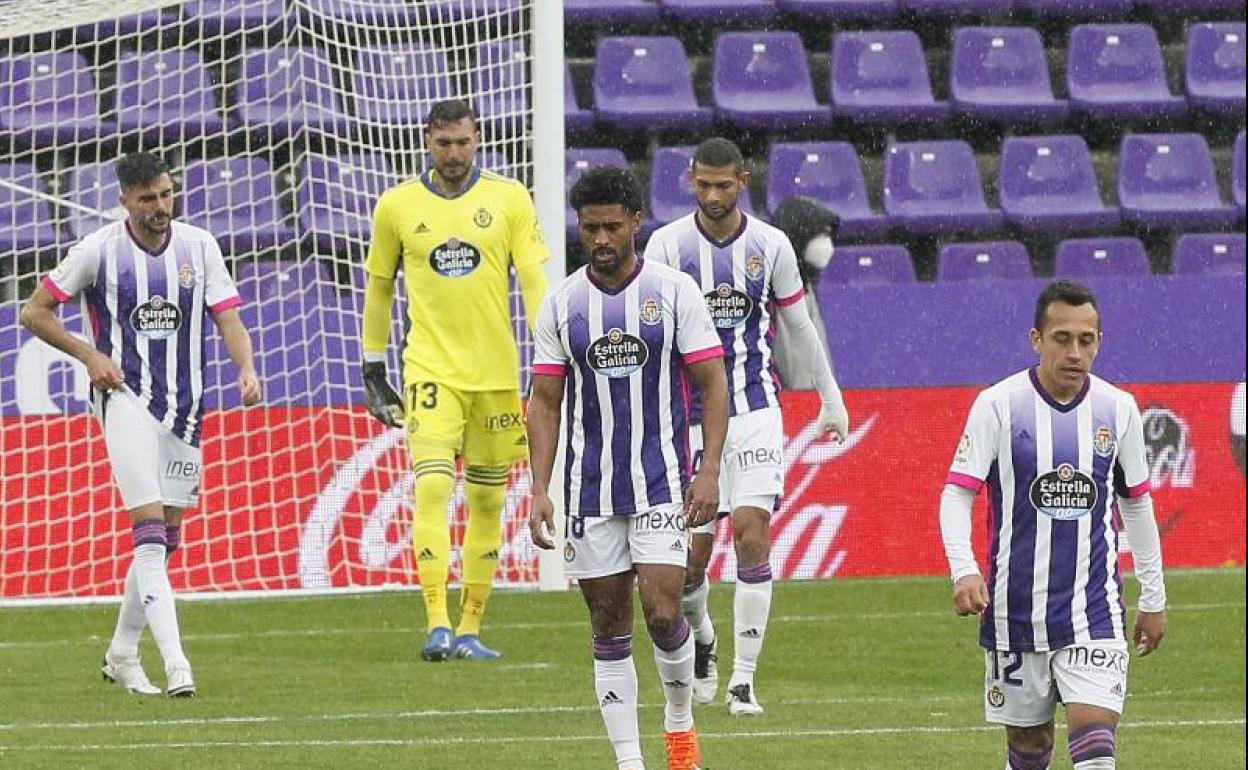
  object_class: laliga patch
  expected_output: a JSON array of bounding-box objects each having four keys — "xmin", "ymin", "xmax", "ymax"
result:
[
  {"xmin": 704, "ymin": 283, "xmax": 753, "ymax": 328},
  {"xmin": 954, "ymin": 432, "xmax": 972, "ymax": 466},
  {"xmin": 429, "ymin": 238, "xmax": 482, "ymax": 277},
  {"xmin": 131, "ymin": 295, "xmax": 182, "ymax": 340},
  {"xmin": 587, "ymin": 328, "xmax": 648, "ymax": 378},
  {"xmin": 1092, "ymin": 425, "xmax": 1115, "ymax": 458},
  {"xmin": 1030, "ymin": 462, "xmax": 1098, "ymax": 519}
]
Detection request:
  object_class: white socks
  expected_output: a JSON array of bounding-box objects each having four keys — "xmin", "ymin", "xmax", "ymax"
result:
[
  {"xmin": 131, "ymin": 531, "xmax": 188, "ymax": 672},
  {"xmin": 107, "ymin": 565, "xmax": 145, "ymax": 659},
  {"xmin": 730, "ymin": 564, "xmax": 773, "ymax": 689},
  {"xmin": 681, "ymin": 576, "xmax": 715, "ymax": 646},
  {"xmin": 651, "ymin": 618, "xmax": 694, "ymax": 733},
  {"xmin": 593, "ymin": 636, "xmax": 643, "ymax": 770}
]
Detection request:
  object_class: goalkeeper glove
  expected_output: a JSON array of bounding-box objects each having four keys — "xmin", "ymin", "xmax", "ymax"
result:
[{"xmin": 363, "ymin": 361, "xmax": 404, "ymax": 428}]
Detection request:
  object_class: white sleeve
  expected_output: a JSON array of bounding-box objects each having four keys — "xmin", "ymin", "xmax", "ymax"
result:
[
  {"xmin": 674, "ymin": 274, "xmax": 722, "ymax": 360},
  {"xmin": 203, "ymin": 238, "xmax": 241, "ymax": 314},
  {"xmin": 770, "ymin": 236, "xmax": 806, "ymax": 307},
  {"xmin": 42, "ymin": 238, "xmax": 101, "ymax": 302},
  {"xmin": 776, "ymin": 299, "xmax": 843, "ymax": 408},
  {"xmin": 531, "ymin": 293, "xmax": 568, "ymax": 375},
  {"xmin": 947, "ymin": 391, "xmax": 1000, "ymax": 493},
  {"xmin": 940, "ymin": 484, "xmax": 980, "ymax": 582},
  {"xmin": 642, "ymin": 230, "xmax": 675, "ymax": 268},
  {"xmin": 1113, "ymin": 395, "xmax": 1152, "ymax": 499},
  {"xmin": 1119, "ymin": 494, "xmax": 1167, "ymax": 612}
]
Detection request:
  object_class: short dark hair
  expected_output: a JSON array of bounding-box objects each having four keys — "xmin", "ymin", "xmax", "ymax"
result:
[
  {"xmin": 115, "ymin": 152, "xmax": 170, "ymax": 191},
  {"xmin": 569, "ymin": 166, "xmax": 644, "ymax": 214},
  {"xmin": 692, "ymin": 137, "xmax": 744, "ymax": 172},
  {"xmin": 1035, "ymin": 279, "xmax": 1100, "ymax": 331},
  {"xmin": 425, "ymin": 99, "xmax": 477, "ymax": 131}
]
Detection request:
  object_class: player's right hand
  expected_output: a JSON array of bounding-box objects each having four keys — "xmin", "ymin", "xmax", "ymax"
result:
[
  {"xmin": 817, "ymin": 401, "xmax": 850, "ymax": 442},
  {"xmin": 953, "ymin": 574, "xmax": 990, "ymax": 617},
  {"xmin": 684, "ymin": 470, "xmax": 720, "ymax": 528},
  {"xmin": 528, "ymin": 491, "xmax": 556, "ymax": 550},
  {"xmin": 362, "ymin": 361, "xmax": 404, "ymax": 428},
  {"xmin": 85, "ymin": 350, "xmax": 125, "ymax": 392}
]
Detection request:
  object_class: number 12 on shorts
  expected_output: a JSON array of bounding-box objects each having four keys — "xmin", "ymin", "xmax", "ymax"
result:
[{"xmin": 991, "ymin": 651, "xmax": 1024, "ymax": 687}]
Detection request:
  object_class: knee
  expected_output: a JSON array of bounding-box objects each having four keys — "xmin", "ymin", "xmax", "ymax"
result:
[
  {"xmin": 683, "ymin": 568, "xmax": 706, "ymax": 594},
  {"xmin": 1007, "ymin": 725, "xmax": 1055, "ymax": 756},
  {"xmin": 733, "ymin": 517, "xmax": 770, "ymax": 564},
  {"xmin": 644, "ymin": 610, "xmax": 684, "ymax": 643}
]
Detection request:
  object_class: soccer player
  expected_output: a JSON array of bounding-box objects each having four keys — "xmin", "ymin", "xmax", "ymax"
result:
[
  {"xmin": 361, "ymin": 99, "xmax": 549, "ymax": 661},
  {"xmin": 644, "ymin": 138, "xmax": 850, "ymax": 715},
  {"xmin": 940, "ymin": 280, "xmax": 1168, "ymax": 770},
  {"xmin": 19, "ymin": 151, "xmax": 262, "ymax": 697},
  {"xmin": 528, "ymin": 166, "xmax": 727, "ymax": 770}
]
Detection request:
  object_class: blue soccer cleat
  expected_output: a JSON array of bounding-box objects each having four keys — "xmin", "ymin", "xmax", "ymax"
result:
[
  {"xmin": 451, "ymin": 634, "xmax": 501, "ymax": 660},
  {"xmin": 421, "ymin": 627, "xmax": 454, "ymax": 662}
]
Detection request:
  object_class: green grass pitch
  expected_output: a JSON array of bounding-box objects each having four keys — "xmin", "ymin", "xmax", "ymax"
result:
[{"xmin": 1, "ymin": 570, "xmax": 1243, "ymax": 769}]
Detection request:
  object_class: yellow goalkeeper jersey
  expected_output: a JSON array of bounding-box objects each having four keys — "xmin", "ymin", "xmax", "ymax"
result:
[{"xmin": 365, "ymin": 167, "xmax": 549, "ymax": 391}]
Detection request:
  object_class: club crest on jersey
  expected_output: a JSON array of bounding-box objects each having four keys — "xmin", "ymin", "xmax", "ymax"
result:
[
  {"xmin": 1030, "ymin": 462, "xmax": 1098, "ymax": 519},
  {"xmin": 131, "ymin": 294, "xmax": 182, "ymax": 340},
  {"xmin": 745, "ymin": 254, "xmax": 764, "ymax": 280},
  {"xmin": 986, "ymin": 684, "xmax": 1005, "ymax": 708},
  {"xmin": 177, "ymin": 263, "xmax": 196, "ymax": 289},
  {"xmin": 563, "ymin": 542, "xmax": 576, "ymax": 563},
  {"xmin": 587, "ymin": 327, "xmax": 648, "ymax": 378},
  {"xmin": 704, "ymin": 283, "xmax": 753, "ymax": 328},
  {"xmin": 429, "ymin": 238, "xmax": 481, "ymax": 277},
  {"xmin": 1093, "ymin": 425, "xmax": 1115, "ymax": 458},
  {"xmin": 639, "ymin": 298, "xmax": 663, "ymax": 326},
  {"xmin": 474, "ymin": 208, "xmax": 493, "ymax": 228}
]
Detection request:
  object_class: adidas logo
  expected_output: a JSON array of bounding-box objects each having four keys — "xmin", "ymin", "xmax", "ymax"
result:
[
  {"xmin": 414, "ymin": 222, "xmax": 430, "ymax": 233},
  {"xmin": 417, "ymin": 547, "xmax": 437, "ymax": 561},
  {"xmin": 739, "ymin": 628, "xmax": 761, "ymax": 639},
  {"xmin": 1017, "ymin": 429, "xmax": 1032, "ymax": 440},
  {"xmin": 515, "ymin": 435, "xmax": 528, "ymax": 446},
  {"xmin": 669, "ymin": 540, "xmax": 685, "ymax": 552},
  {"xmin": 1111, "ymin": 682, "xmax": 1124, "ymax": 697},
  {"xmin": 600, "ymin": 690, "xmax": 623, "ymax": 707},
  {"xmin": 482, "ymin": 550, "xmax": 499, "ymax": 561},
  {"xmin": 663, "ymin": 679, "xmax": 689, "ymax": 689},
  {"xmin": 142, "ymin": 594, "xmax": 158, "ymax": 607}
]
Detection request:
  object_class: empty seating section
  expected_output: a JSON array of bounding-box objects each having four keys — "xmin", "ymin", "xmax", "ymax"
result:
[
  {"xmin": 1172, "ymin": 233, "xmax": 1246, "ymax": 275},
  {"xmin": 823, "ymin": 244, "xmax": 916, "ymax": 284},
  {"xmin": 1066, "ymin": 24, "xmax": 1186, "ymax": 119},
  {"xmin": 951, "ymin": 27, "xmax": 1068, "ymax": 122},
  {"xmin": 180, "ymin": 158, "xmax": 294, "ymax": 255},
  {"xmin": 831, "ymin": 31, "xmax": 949, "ymax": 123},
  {"xmin": 114, "ymin": 49, "xmax": 229, "ymax": 141},
  {"xmin": 1055, "ymin": 237, "xmax": 1151, "ymax": 277},
  {"xmin": 713, "ymin": 32, "xmax": 828, "ymax": 129},
  {"xmin": 883, "ymin": 140, "xmax": 1004, "ymax": 234},
  {"xmin": 0, "ymin": 163, "xmax": 60, "ymax": 255},
  {"xmin": 766, "ymin": 143, "xmax": 887, "ymax": 238},
  {"xmin": 235, "ymin": 46, "xmax": 346, "ymax": 138},
  {"xmin": 938, "ymin": 241, "xmax": 1033, "ymax": 281},
  {"xmin": 0, "ymin": 52, "xmax": 112, "ymax": 145},
  {"xmin": 1117, "ymin": 133, "xmax": 1238, "ymax": 229},
  {"xmin": 998, "ymin": 135, "xmax": 1118, "ymax": 232},
  {"xmin": 352, "ymin": 43, "xmax": 452, "ymax": 127},
  {"xmin": 297, "ymin": 153, "xmax": 396, "ymax": 253},
  {"xmin": 1185, "ymin": 22, "xmax": 1246, "ymax": 113},
  {"xmin": 474, "ymin": 39, "xmax": 528, "ymax": 124},
  {"xmin": 593, "ymin": 37, "xmax": 711, "ymax": 130}
]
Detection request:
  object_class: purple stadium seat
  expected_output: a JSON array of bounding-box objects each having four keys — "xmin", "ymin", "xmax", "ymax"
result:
[
  {"xmin": 566, "ymin": 67, "xmax": 593, "ymax": 132},
  {"xmin": 1067, "ymin": 24, "xmax": 1186, "ymax": 119},
  {"xmin": 424, "ymin": 0, "xmax": 523, "ymax": 20},
  {"xmin": 659, "ymin": 0, "xmax": 778, "ymax": 22},
  {"xmin": 235, "ymin": 46, "xmax": 346, "ymax": 138},
  {"xmin": 712, "ymin": 32, "xmax": 829, "ymax": 129},
  {"xmin": 899, "ymin": 0, "xmax": 1012, "ymax": 13},
  {"xmin": 297, "ymin": 153, "xmax": 395, "ymax": 254},
  {"xmin": 776, "ymin": 0, "xmax": 898, "ymax": 18},
  {"xmin": 830, "ymin": 31, "xmax": 949, "ymax": 123},
  {"xmin": 1054, "ymin": 237, "xmax": 1150, "ymax": 277},
  {"xmin": 822, "ymin": 244, "xmax": 915, "ymax": 284},
  {"xmin": 766, "ymin": 142, "xmax": 888, "ymax": 238},
  {"xmin": 564, "ymin": 0, "xmax": 661, "ymax": 24},
  {"xmin": 951, "ymin": 27, "xmax": 1069, "ymax": 122},
  {"xmin": 1117, "ymin": 133, "xmax": 1238, "ymax": 229},
  {"xmin": 883, "ymin": 140, "xmax": 1005, "ymax": 234},
  {"xmin": 180, "ymin": 158, "xmax": 295, "ymax": 255},
  {"xmin": 938, "ymin": 241, "xmax": 1033, "ymax": 281},
  {"xmin": 1172, "ymin": 233, "xmax": 1246, "ymax": 275},
  {"xmin": 1135, "ymin": 0, "xmax": 1243, "ymax": 10},
  {"xmin": 353, "ymin": 44, "xmax": 453, "ymax": 127},
  {"xmin": 474, "ymin": 39, "xmax": 527, "ymax": 124},
  {"xmin": 0, "ymin": 51, "xmax": 112, "ymax": 145},
  {"xmin": 235, "ymin": 259, "xmax": 335, "ymax": 304},
  {"xmin": 0, "ymin": 163, "xmax": 60, "ymax": 255},
  {"xmin": 114, "ymin": 49, "xmax": 229, "ymax": 142},
  {"xmin": 999, "ymin": 135, "xmax": 1119, "ymax": 232},
  {"xmin": 301, "ymin": 0, "xmax": 421, "ymax": 26},
  {"xmin": 594, "ymin": 37, "xmax": 712, "ymax": 130},
  {"xmin": 72, "ymin": 10, "xmax": 168, "ymax": 41},
  {"xmin": 1014, "ymin": 0, "xmax": 1133, "ymax": 14},
  {"xmin": 650, "ymin": 145, "xmax": 756, "ymax": 226},
  {"xmin": 182, "ymin": 0, "xmax": 289, "ymax": 34},
  {"xmin": 1235, "ymin": 131, "xmax": 1246, "ymax": 214},
  {"xmin": 566, "ymin": 148, "xmax": 630, "ymax": 241},
  {"xmin": 1185, "ymin": 22, "xmax": 1246, "ymax": 114},
  {"xmin": 65, "ymin": 161, "xmax": 126, "ymax": 239}
]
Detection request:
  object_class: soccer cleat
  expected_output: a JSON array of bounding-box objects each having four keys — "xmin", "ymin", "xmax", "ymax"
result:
[
  {"xmin": 421, "ymin": 626, "xmax": 454, "ymax": 662},
  {"xmin": 451, "ymin": 634, "xmax": 501, "ymax": 660},
  {"xmin": 726, "ymin": 683, "xmax": 764, "ymax": 716},
  {"xmin": 664, "ymin": 725, "xmax": 705, "ymax": 770},
  {"xmin": 101, "ymin": 654, "xmax": 160, "ymax": 696},
  {"xmin": 692, "ymin": 636, "xmax": 718, "ymax": 705},
  {"xmin": 165, "ymin": 665, "xmax": 196, "ymax": 698}
]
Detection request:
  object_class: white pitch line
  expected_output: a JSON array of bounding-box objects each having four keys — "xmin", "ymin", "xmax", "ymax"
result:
[{"xmin": 1, "ymin": 719, "xmax": 1241, "ymax": 753}]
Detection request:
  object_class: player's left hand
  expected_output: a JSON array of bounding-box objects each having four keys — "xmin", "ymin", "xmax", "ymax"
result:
[
  {"xmin": 1133, "ymin": 610, "xmax": 1167, "ymax": 656},
  {"xmin": 684, "ymin": 470, "xmax": 720, "ymax": 528},
  {"xmin": 238, "ymin": 368, "xmax": 262, "ymax": 406},
  {"xmin": 817, "ymin": 401, "xmax": 849, "ymax": 442},
  {"xmin": 528, "ymin": 491, "xmax": 556, "ymax": 550}
]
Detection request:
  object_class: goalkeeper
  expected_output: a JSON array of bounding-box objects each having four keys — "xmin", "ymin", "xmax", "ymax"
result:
[{"xmin": 361, "ymin": 99, "xmax": 549, "ymax": 661}]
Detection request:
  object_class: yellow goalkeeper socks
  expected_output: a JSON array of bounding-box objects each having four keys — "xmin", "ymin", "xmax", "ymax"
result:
[
  {"xmin": 457, "ymin": 465, "xmax": 508, "ymax": 637},
  {"xmin": 412, "ymin": 456, "xmax": 456, "ymax": 632}
]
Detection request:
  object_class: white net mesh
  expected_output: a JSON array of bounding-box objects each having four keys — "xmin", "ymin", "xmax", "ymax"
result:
[{"xmin": 0, "ymin": 0, "xmax": 541, "ymax": 602}]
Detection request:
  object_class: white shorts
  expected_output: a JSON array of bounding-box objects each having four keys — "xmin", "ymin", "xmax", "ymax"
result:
[
  {"xmin": 95, "ymin": 388, "xmax": 201, "ymax": 510},
  {"xmin": 563, "ymin": 503, "xmax": 689, "ymax": 580},
  {"xmin": 983, "ymin": 640, "xmax": 1129, "ymax": 726},
  {"xmin": 689, "ymin": 406, "xmax": 784, "ymax": 535}
]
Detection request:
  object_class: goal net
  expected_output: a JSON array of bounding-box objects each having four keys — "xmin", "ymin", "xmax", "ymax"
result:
[{"xmin": 0, "ymin": 0, "xmax": 547, "ymax": 604}]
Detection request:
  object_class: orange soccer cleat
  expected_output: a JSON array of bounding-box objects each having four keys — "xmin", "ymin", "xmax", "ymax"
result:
[{"xmin": 664, "ymin": 725, "xmax": 705, "ymax": 770}]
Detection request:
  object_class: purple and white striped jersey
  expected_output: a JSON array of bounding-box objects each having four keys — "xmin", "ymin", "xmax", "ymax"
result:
[
  {"xmin": 42, "ymin": 221, "xmax": 241, "ymax": 447},
  {"xmin": 644, "ymin": 213, "xmax": 805, "ymax": 417},
  {"xmin": 532, "ymin": 260, "xmax": 722, "ymax": 518},
  {"xmin": 947, "ymin": 369, "xmax": 1152, "ymax": 653}
]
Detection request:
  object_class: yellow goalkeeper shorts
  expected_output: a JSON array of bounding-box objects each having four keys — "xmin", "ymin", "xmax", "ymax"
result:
[{"xmin": 404, "ymin": 382, "xmax": 528, "ymax": 466}]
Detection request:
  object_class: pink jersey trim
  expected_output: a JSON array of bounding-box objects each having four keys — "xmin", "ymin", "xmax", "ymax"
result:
[
  {"xmin": 209, "ymin": 295, "xmax": 243, "ymax": 315},
  {"xmin": 946, "ymin": 471, "xmax": 984, "ymax": 493},
  {"xmin": 41, "ymin": 276, "xmax": 71, "ymax": 303},
  {"xmin": 682, "ymin": 345, "xmax": 724, "ymax": 365},
  {"xmin": 775, "ymin": 287, "xmax": 806, "ymax": 307},
  {"xmin": 1124, "ymin": 479, "xmax": 1152, "ymax": 499},
  {"xmin": 532, "ymin": 363, "xmax": 567, "ymax": 377}
]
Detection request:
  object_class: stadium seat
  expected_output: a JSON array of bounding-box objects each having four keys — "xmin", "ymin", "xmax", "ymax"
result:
[
  {"xmin": 1117, "ymin": 133, "xmax": 1239, "ymax": 229},
  {"xmin": 424, "ymin": 0, "xmax": 523, "ymax": 20},
  {"xmin": 1013, "ymin": 0, "xmax": 1133, "ymax": 14},
  {"xmin": 565, "ymin": 66, "xmax": 593, "ymax": 132},
  {"xmin": 950, "ymin": 27, "xmax": 1069, "ymax": 123},
  {"xmin": 297, "ymin": 153, "xmax": 396, "ymax": 255},
  {"xmin": 650, "ymin": 145, "xmax": 755, "ymax": 226},
  {"xmin": 593, "ymin": 37, "xmax": 711, "ymax": 130},
  {"xmin": 822, "ymin": 244, "xmax": 915, "ymax": 284},
  {"xmin": 998, "ymin": 135, "xmax": 1119, "ymax": 232},
  {"xmin": 352, "ymin": 43, "xmax": 453, "ymax": 127},
  {"xmin": 235, "ymin": 259, "xmax": 336, "ymax": 304},
  {"xmin": 776, "ymin": 0, "xmax": 898, "ymax": 18},
  {"xmin": 830, "ymin": 31, "xmax": 949, "ymax": 123},
  {"xmin": 563, "ymin": 0, "xmax": 662, "ymax": 24},
  {"xmin": 899, "ymin": 0, "xmax": 1012, "ymax": 14},
  {"xmin": 114, "ymin": 49, "xmax": 230, "ymax": 142},
  {"xmin": 766, "ymin": 142, "xmax": 888, "ymax": 238},
  {"xmin": 712, "ymin": 32, "xmax": 829, "ymax": 129},
  {"xmin": 477, "ymin": 149, "xmax": 516, "ymax": 177},
  {"xmin": 938, "ymin": 241, "xmax": 1033, "ymax": 281},
  {"xmin": 180, "ymin": 158, "xmax": 295, "ymax": 255},
  {"xmin": 0, "ymin": 163, "xmax": 60, "ymax": 256},
  {"xmin": 1135, "ymin": 0, "xmax": 1243, "ymax": 10},
  {"xmin": 65, "ymin": 161, "xmax": 126, "ymax": 240},
  {"xmin": 1235, "ymin": 131, "xmax": 1246, "ymax": 215},
  {"xmin": 72, "ymin": 9, "xmax": 168, "ymax": 41},
  {"xmin": 1185, "ymin": 22, "xmax": 1246, "ymax": 114},
  {"xmin": 235, "ymin": 46, "xmax": 347, "ymax": 138},
  {"xmin": 474, "ymin": 39, "xmax": 527, "ymax": 124},
  {"xmin": 882, "ymin": 140, "xmax": 1005, "ymax": 234},
  {"xmin": 1172, "ymin": 233, "xmax": 1246, "ymax": 275},
  {"xmin": 1054, "ymin": 237, "xmax": 1151, "ymax": 277},
  {"xmin": 659, "ymin": 0, "xmax": 778, "ymax": 22},
  {"xmin": 1067, "ymin": 24, "xmax": 1186, "ymax": 119},
  {"xmin": 0, "ymin": 51, "xmax": 112, "ymax": 145},
  {"xmin": 565, "ymin": 148, "xmax": 630, "ymax": 241},
  {"xmin": 182, "ymin": 0, "xmax": 289, "ymax": 34},
  {"xmin": 300, "ymin": 0, "xmax": 421, "ymax": 26}
]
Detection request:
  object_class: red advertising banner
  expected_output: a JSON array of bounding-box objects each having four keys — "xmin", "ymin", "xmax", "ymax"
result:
[{"xmin": 2, "ymin": 383, "xmax": 1243, "ymax": 599}]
